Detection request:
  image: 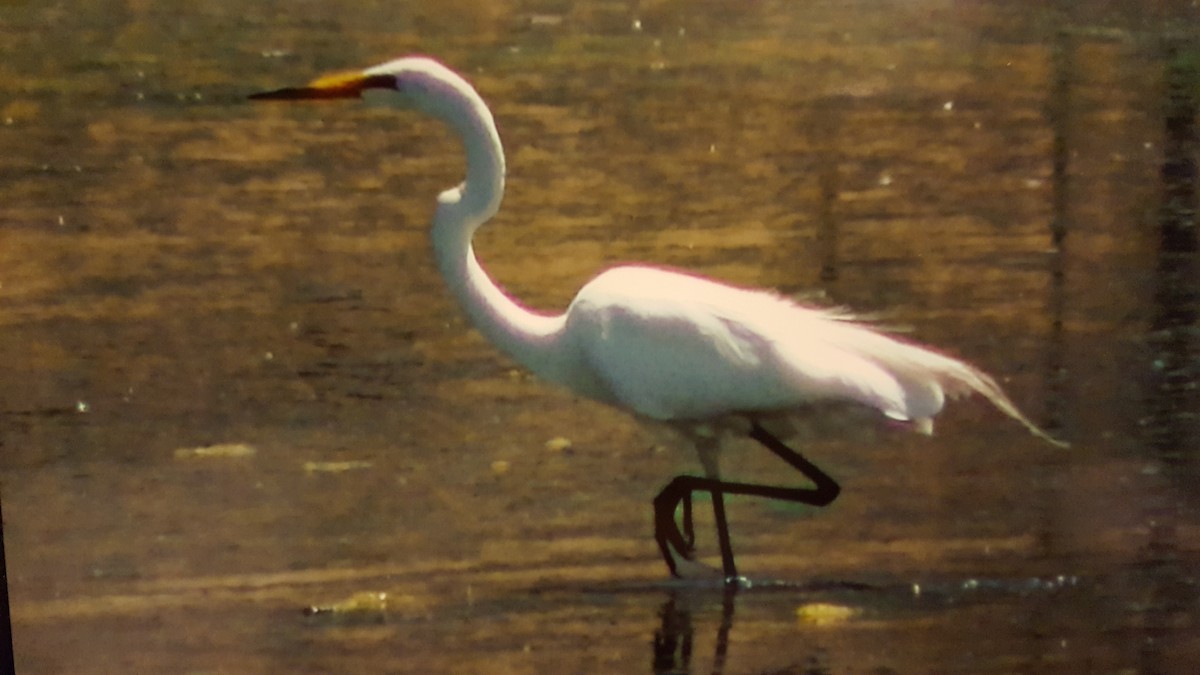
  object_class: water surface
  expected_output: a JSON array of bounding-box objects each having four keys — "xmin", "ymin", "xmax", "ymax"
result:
[{"xmin": 1, "ymin": 1, "xmax": 1197, "ymax": 672}]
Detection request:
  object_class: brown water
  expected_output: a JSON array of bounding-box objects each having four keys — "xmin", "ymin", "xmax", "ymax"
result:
[{"xmin": 2, "ymin": 1, "xmax": 1198, "ymax": 673}]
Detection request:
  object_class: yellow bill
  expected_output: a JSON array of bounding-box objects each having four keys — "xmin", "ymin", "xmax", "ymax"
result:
[{"xmin": 250, "ymin": 70, "xmax": 395, "ymax": 101}]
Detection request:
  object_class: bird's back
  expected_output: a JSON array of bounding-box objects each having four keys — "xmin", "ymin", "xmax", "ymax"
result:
[
  {"xmin": 564, "ymin": 266, "xmax": 914, "ymax": 419},
  {"xmin": 562, "ymin": 265, "xmax": 1058, "ymax": 444}
]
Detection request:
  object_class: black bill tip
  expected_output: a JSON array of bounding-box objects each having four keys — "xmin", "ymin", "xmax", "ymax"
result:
[{"xmin": 249, "ymin": 86, "xmax": 350, "ymax": 101}]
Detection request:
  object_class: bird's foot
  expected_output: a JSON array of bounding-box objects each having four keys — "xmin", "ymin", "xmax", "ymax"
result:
[
  {"xmin": 669, "ymin": 555, "xmax": 726, "ymax": 582},
  {"xmin": 674, "ymin": 557, "xmax": 719, "ymax": 580},
  {"xmin": 668, "ymin": 557, "xmax": 750, "ymax": 590}
]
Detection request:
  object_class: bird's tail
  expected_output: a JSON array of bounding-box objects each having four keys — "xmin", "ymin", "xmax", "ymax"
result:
[{"xmin": 889, "ymin": 345, "xmax": 1069, "ymax": 448}]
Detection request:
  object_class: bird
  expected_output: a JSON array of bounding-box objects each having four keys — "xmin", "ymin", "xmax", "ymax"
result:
[{"xmin": 251, "ymin": 56, "xmax": 1066, "ymax": 584}]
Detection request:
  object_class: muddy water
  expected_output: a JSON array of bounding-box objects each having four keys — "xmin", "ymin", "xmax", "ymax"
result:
[{"xmin": 2, "ymin": 1, "xmax": 1198, "ymax": 673}]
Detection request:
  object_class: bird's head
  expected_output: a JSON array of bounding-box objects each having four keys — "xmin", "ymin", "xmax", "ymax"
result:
[
  {"xmin": 250, "ymin": 55, "xmax": 505, "ymax": 214},
  {"xmin": 250, "ymin": 56, "xmax": 481, "ymax": 121}
]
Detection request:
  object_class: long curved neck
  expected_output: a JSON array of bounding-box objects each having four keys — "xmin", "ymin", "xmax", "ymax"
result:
[{"xmin": 427, "ymin": 84, "xmax": 572, "ymax": 382}]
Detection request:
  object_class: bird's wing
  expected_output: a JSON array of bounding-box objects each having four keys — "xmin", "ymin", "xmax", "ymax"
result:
[
  {"xmin": 565, "ymin": 266, "xmax": 916, "ymax": 421},
  {"xmin": 565, "ymin": 265, "xmax": 1066, "ymax": 446}
]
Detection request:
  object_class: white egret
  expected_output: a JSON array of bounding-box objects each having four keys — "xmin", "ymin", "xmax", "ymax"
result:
[{"xmin": 251, "ymin": 56, "xmax": 1065, "ymax": 583}]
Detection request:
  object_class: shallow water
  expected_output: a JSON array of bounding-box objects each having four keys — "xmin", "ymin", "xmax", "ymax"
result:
[{"xmin": 2, "ymin": 1, "xmax": 1198, "ymax": 673}]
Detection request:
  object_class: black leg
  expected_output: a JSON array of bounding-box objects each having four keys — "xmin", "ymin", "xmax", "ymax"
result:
[
  {"xmin": 653, "ymin": 476, "xmax": 698, "ymax": 577},
  {"xmin": 746, "ymin": 421, "xmax": 841, "ymax": 505},
  {"xmin": 710, "ymin": 490, "xmax": 737, "ymax": 580},
  {"xmin": 653, "ymin": 422, "xmax": 841, "ymax": 580},
  {"xmin": 680, "ymin": 490, "xmax": 695, "ymax": 550}
]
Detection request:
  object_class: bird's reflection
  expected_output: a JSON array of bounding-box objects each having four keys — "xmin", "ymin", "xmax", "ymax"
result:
[{"xmin": 652, "ymin": 587, "xmax": 736, "ymax": 675}]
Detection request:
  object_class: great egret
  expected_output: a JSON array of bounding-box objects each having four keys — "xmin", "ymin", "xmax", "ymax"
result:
[{"xmin": 251, "ymin": 56, "xmax": 1065, "ymax": 583}]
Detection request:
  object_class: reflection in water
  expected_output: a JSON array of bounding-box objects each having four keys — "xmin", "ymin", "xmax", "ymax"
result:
[
  {"xmin": 1045, "ymin": 29, "xmax": 1073, "ymax": 440},
  {"xmin": 653, "ymin": 592, "xmax": 695, "ymax": 674},
  {"xmin": 1030, "ymin": 27, "xmax": 1077, "ymax": 572},
  {"xmin": 652, "ymin": 588, "xmax": 736, "ymax": 675},
  {"xmin": 0, "ymin": 489, "xmax": 12, "ymax": 671},
  {"xmin": 1138, "ymin": 37, "xmax": 1199, "ymax": 675},
  {"xmin": 811, "ymin": 99, "xmax": 844, "ymax": 286},
  {"xmin": 648, "ymin": 575, "xmax": 1085, "ymax": 675},
  {"xmin": 1150, "ymin": 39, "xmax": 1199, "ymax": 464}
]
